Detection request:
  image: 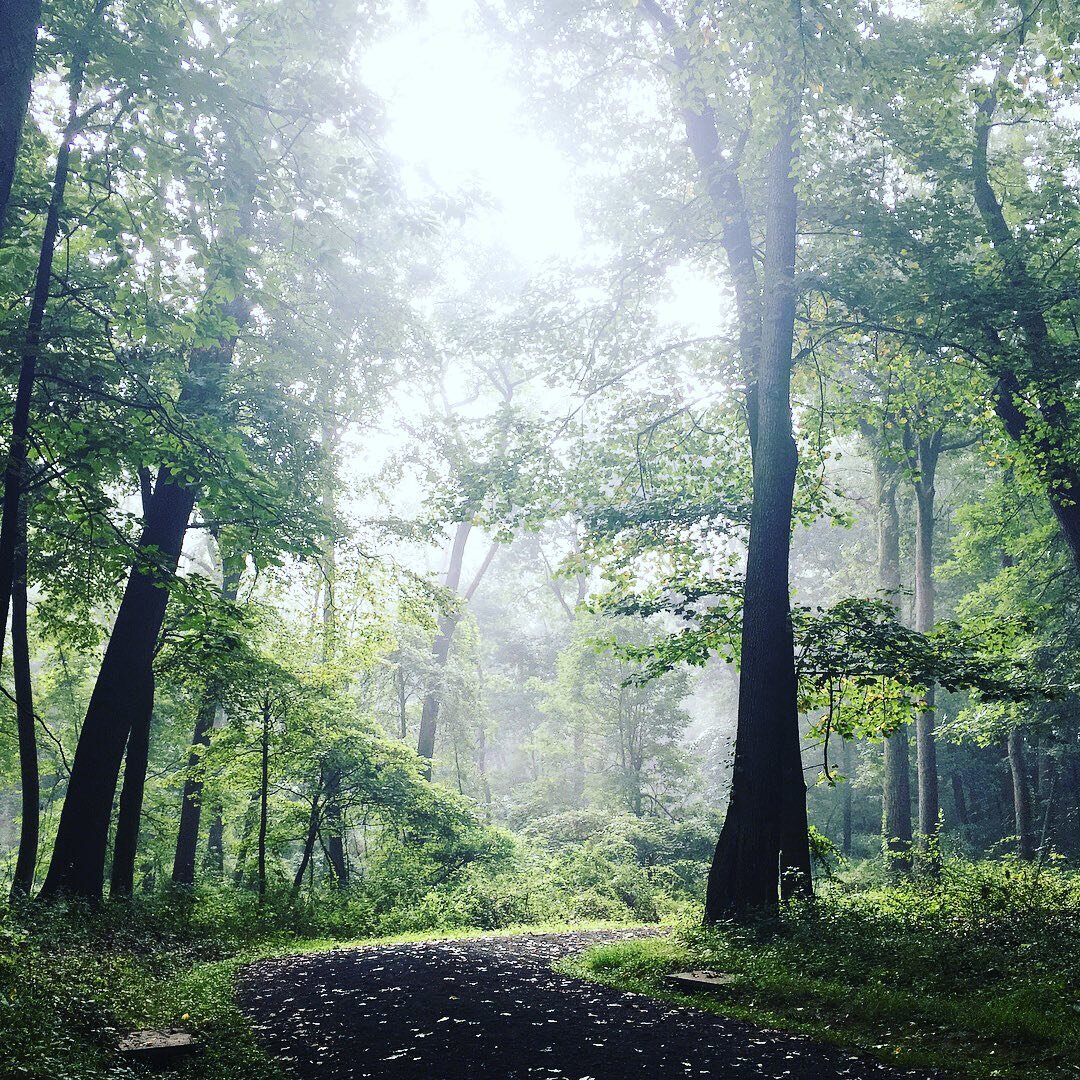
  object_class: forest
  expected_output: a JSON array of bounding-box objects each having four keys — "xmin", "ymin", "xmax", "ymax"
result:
[{"xmin": 0, "ymin": 0, "xmax": 1076, "ymax": 1077}]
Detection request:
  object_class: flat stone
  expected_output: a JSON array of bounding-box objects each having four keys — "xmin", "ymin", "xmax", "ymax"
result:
[
  {"xmin": 665, "ymin": 970, "xmax": 739, "ymax": 993},
  {"xmin": 117, "ymin": 1029, "xmax": 196, "ymax": 1068}
]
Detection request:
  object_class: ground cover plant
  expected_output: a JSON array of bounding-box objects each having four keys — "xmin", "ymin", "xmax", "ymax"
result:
[{"xmin": 563, "ymin": 860, "xmax": 1080, "ymax": 1079}]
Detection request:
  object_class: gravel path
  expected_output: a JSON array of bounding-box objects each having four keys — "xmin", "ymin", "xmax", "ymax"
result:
[{"xmin": 237, "ymin": 929, "xmax": 942, "ymax": 1079}]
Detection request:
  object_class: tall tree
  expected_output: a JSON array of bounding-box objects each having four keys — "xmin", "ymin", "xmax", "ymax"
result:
[
  {"xmin": 0, "ymin": 0, "xmax": 42, "ymax": 233},
  {"xmin": 639, "ymin": 0, "xmax": 813, "ymax": 917}
]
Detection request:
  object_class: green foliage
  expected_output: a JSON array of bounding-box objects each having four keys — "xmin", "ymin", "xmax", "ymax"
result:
[{"xmin": 568, "ymin": 860, "xmax": 1080, "ymax": 1078}]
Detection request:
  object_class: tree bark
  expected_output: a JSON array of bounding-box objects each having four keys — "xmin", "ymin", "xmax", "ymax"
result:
[
  {"xmin": 972, "ymin": 84, "xmax": 1080, "ymax": 571},
  {"xmin": 869, "ymin": 442, "xmax": 913, "ymax": 874},
  {"xmin": 1007, "ymin": 727, "xmax": 1034, "ymax": 861},
  {"xmin": 0, "ymin": 16, "xmax": 97, "ymax": 677},
  {"xmin": 109, "ymin": 706, "xmax": 151, "ymax": 898},
  {"xmin": 292, "ymin": 776, "xmax": 322, "ymax": 893},
  {"xmin": 171, "ymin": 545, "xmax": 242, "ymax": 887},
  {"xmin": 909, "ymin": 432, "xmax": 942, "ymax": 858},
  {"xmin": 416, "ymin": 522, "xmax": 498, "ymax": 774},
  {"xmin": 205, "ymin": 803, "xmax": 224, "ymax": 876},
  {"xmin": 0, "ymin": 0, "xmax": 42, "ymax": 234},
  {"xmin": 951, "ymin": 770, "xmax": 970, "ymax": 826},
  {"xmin": 9, "ymin": 494, "xmax": 36, "ymax": 898},
  {"xmin": 40, "ymin": 476, "xmax": 196, "ymax": 899},
  {"xmin": 40, "ymin": 205, "xmax": 251, "ymax": 899},
  {"xmin": 704, "ymin": 0, "xmax": 812, "ymax": 919},
  {"xmin": 170, "ymin": 695, "xmax": 218, "ymax": 887},
  {"xmin": 257, "ymin": 696, "xmax": 270, "ymax": 900}
]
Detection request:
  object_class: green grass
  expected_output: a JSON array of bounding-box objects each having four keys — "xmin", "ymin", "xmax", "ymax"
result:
[
  {"xmin": 558, "ymin": 862, "xmax": 1080, "ymax": 1079},
  {"xmin": 0, "ymin": 905, "xmax": 651, "ymax": 1080}
]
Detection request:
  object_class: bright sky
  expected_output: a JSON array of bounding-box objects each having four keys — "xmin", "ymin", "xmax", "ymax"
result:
[{"xmin": 364, "ymin": 0, "xmax": 582, "ymax": 270}]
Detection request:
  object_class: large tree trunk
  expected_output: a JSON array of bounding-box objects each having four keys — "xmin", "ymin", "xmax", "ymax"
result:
[
  {"xmin": 40, "ymin": 222, "xmax": 250, "ymax": 900},
  {"xmin": 704, "ymin": 7, "xmax": 811, "ymax": 918},
  {"xmin": 9, "ymin": 495, "xmax": 36, "ymax": 898},
  {"xmin": 1007, "ymin": 728, "xmax": 1034, "ymax": 861},
  {"xmin": 0, "ymin": 24, "xmax": 95, "ymax": 677},
  {"xmin": 109, "ymin": 706, "xmax": 152, "ymax": 898},
  {"xmin": 0, "ymin": 0, "xmax": 42, "ymax": 234},
  {"xmin": 40, "ymin": 477, "xmax": 196, "ymax": 899}
]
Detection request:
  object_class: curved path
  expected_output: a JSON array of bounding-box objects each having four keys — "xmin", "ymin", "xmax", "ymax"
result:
[{"xmin": 238, "ymin": 929, "xmax": 941, "ymax": 1079}]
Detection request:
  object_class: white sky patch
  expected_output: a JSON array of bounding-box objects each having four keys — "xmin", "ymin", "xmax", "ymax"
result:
[{"xmin": 364, "ymin": 0, "xmax": 581, "ymax": 269}]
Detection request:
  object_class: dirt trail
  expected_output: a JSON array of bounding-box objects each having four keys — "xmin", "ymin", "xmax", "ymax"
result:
[{"xmin": 238, "ymin": 929, "xmax": 941, "ymax": 1079}]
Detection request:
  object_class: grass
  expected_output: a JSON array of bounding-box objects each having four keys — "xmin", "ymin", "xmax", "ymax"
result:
[
  {"xmin": 0, "ymin": 904, "xmax": 650, "ymax": 1080},
  {"xmin": 557, "ymin": 861, "xmax": 1080, "ymax": 1079}
]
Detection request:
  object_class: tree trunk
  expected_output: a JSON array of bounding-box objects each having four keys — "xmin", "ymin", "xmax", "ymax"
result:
[
  {"xmin": 205, "ymin": 803, "xmax": 224, "ymax": 876},
  {"xmin": 40, "ymin": 187, "xmax": 251, "ymax": 899},
  {"xmin": 840, "ymin": 736, "xmax": 853, "ymax": 858},
  {"xmin": 109, "ymin": 707, "xmax": 151, "ymax": 898},
  {"xmin": 910, "ymin": 434, "xmax": 941, "ymax": 859},
  {"xmin": 171, "ymin": 546, "xmax": 242, "ymax": 887},
  {"xmin": 0, "ymin": 21, "xmax": 96, "ymax": 677},
  {"xmin": 870, "ymin": 443, "xmax": 913, "ymax": 874},
  {"xmin": 9, "ymin": 494, "xmax": 36, "ymax": 898},
  {"xmin": 1007, "ymin": 728, "xmax": 1034, "ymax": 861},
  {"xmin": 293, "ymin": 778, "xmax": 322, "ymax": 893},
  {"xmin": 416, "ymin": 522, "xmax": 498, "ymax": 773},
  {"xmin": 170, "ymin": 695, "xmax": 218, "ymax": 887},
  {"xmin": 257, "ymin": 697, "xmax": 270, "ymax": 900},
  {"xmin": 322, "ymin": 762, "xmax": 347, "ymax": 885},
  {"xmin": 951, "ymin": 770, "xmax": 970, "ymax": 826},
  {"xmin": 972, "ymin": 86, "xmax": 1080, "ymax": 571},
  {"xmin": 232, "ymin": 790, "xmax": 260, "ymax": 888},
  {"xmin": 704, "ymin": 7, "xmax": 811, "ymax": 918},
  {"xmin": 40, "ymin": 476, "xmax": 196, "ymax": 899},
  {"xmin": 0, "ymin": 0, "xmax": 43, "ymax": 234}
]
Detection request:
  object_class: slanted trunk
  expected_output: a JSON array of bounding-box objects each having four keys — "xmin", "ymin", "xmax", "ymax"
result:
[
  {"xmin": 416, "ymin": 524, "xmax": 498, "ymax": 774},
  {"xmin": 40, "ymin": 477, "xmax": 196, "ymax": 899},
  {"xmin": 10, "ymin": 495, "xmax": 36, "ymax": 898},
  {"xmin": 293, "ymin": 778, "xmax": 322, "ymax": 893},
  {"xmin": 0, "ymin": 0, "xmax": 43, "ymax": 234},
  {"xmin": 109, "ymin": 707, "xmax": 151, "ymax": 898},
  {"xmin": 1007, "ymin": 728, "xmax": 1034, "ymax": 861},
  {"xmin": 973, "ymin": 86, "xmax": 1080, "ymax": 570},
  {"xmin": 40, "ymin": 191, "xmax": 251, "ymax": 900},
  {"xmin": 704, "ymin": 15, "xmax": 811, "ymax": 917}
]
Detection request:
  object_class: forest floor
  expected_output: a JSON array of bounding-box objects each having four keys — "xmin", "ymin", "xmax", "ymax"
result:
[{"xmin": 237, "ymin": 928, "xmax": 940, "ymax": 1079}]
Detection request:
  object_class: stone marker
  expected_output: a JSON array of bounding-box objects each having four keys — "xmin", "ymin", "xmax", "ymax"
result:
[
  {"xmin": 117, "ymin": 1029, "xmax": 196, "ymax": 1068},
  {"xmin": 665, "ymin": 970, "xmax": 738, "ymax": 993}
]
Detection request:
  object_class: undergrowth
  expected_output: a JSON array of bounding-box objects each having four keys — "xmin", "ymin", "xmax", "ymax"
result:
[{"xmin": 560, "ymin": 858, "xmax": 1080, "ymax": 1079}]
